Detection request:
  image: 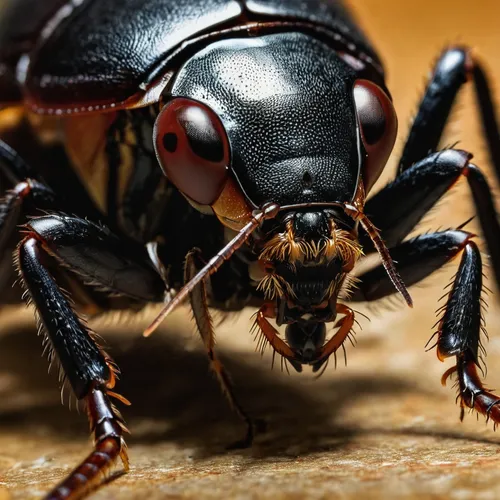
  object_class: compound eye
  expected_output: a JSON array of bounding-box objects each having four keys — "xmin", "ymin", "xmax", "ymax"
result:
[
  {"xmin": 353, "ymin": 80, "xmax": 397, "ymax": 192},
  {"xmin": 154, "ymin": 98, "xmax": 230, "ymax": 205}
]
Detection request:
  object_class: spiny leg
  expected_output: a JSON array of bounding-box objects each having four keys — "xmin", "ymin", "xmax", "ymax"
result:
[
  {"xmin": 185, "ymin": 249, "xmax": 264, "ymax": 448},
  {"xmin": 0, "ymin": 140, "xmax": 100, "ymax": 260},
  {"xmin": 362, "ymin": 47, "xmax": 500, "ymax": 283},
  {"xmin": 398, "ymin": 47, "xmax": 500, "ymax": 177},
  {"xmin": 435, "ymin": 242, "xmax": 500, "ymax": 425},
  {"xmin": 0, "ymin": 179, "xmax": 56, "ymax": 249},
  {"xmin": 18, "ymin": 214, "xmax": 165, "ymax": 499},
  {"xmin": 351, "ymin": 231, "xmax": 500, "ymax": 426},
  {"xmin": 20, "ymin": 237, "xmax": 128, "ymax": 500},
  {"xmin": 48, "ymin": 386, "xmax": 130, "ymax": 500},
  {"xmin": 362, "ymin": 150, "xmax": 500, "ymax": 288},
  {"xmin": 0, "ymin": 138, "xmax": 41, "ymax": 183},
  {"xmin": 0, "ymin": 139, "xmax": 58, "ymax": 247},
  {"xmin": 352, "ymin": 230, "xmax": 474, "ymax": 302},
  {"xmin": 0, "ymin": 138, "xmax": 106, "ymax": 235}
]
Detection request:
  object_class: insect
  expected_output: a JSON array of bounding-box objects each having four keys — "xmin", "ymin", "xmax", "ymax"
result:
[{"xmin": 0, "ymin": 0, "xmax": 500, "ymax": 498}]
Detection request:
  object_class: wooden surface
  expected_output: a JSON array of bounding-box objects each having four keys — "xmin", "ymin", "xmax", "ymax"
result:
[{"xmin": 3, "ymin": 0, "xmax": 500, "ymax": 498}]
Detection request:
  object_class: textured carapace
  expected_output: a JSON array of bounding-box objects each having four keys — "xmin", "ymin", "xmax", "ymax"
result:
[
  {"xmin": 170, "ymin": 32, "xmax": 363, "ymax": 208},
  {"xmin": 6, "ymin": 3, "xmax": 500, "ymax": 500},
  {"xmin": 0, "ymin": 0, "xmax": 384, "ymax": 112}
]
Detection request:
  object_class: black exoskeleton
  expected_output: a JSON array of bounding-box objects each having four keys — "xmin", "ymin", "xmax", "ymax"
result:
[{"xmin": 0, "ymin": 1, "xmax": 499, "ymax": 498}]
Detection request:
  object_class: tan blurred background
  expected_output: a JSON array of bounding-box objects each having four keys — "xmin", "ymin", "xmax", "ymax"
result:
[{"xmin": 3, "ymin": 0, "xmax": 500, "ymax": 499}]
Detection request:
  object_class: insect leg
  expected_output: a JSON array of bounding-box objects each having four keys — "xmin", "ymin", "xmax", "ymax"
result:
[
  {"xmin": 0, "ymin": 179, "xmax": 58, "ymax": 305},
  {"xmin": 362, "ymin": 150, "xmax": 500, "ymax": 289},
  {"xmin": 352, "ymin": 230, "xmax": 473, "ymax": 302},
  {"xmin": 0, "ymin": 179, "xmax": 56, "ymax": 249},
  {"xmin": 0, "ymin": 138, "xmax": 41, "ymax": 183},
  {"xmin": 0, "ymin": 140, "xmax": 104, "ymax": 258},
  {"xmin": 25, "ymin": 214, "xmax": 166, "ymax": 302},
  {"xmin": 398, "ymin": 47, "xmax": 499, "ymax": 176},
  {"xmin": 433, "ymin": 241, "xmax": 500, "ymax": 427},
  {"xmin": 17, "ymin": 214, "xmax": 166, "ymax": 499},
  {"xmin": 185, "ymin": 249, "xmax": 264, "ymax": 448},
  {"xmin": 355, "ymin": 230, "xmax": 500, "ymax": 425},
  {"xmin": 19, "ymin": 237, "xmax": 128, "ymax": 499}
]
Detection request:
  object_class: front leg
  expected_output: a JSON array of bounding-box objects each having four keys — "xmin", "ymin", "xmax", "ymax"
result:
[
  {"xmin": 19, "ymin": 237, "xmax": 129, "ymax": 500},
  {"xmin": 18, "ymin": 214, "xmax": 165, "ymax": 499},
  {"xmin": 362, "ymin": 47, "xmax": 500, "ymax": 285},
  {"xmin": 352, "ymin": 230, "xmax": 473, "ymax": 302}
]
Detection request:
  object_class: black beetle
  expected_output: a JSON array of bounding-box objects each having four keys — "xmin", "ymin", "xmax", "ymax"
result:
[{"xmin": 0, "ymin": 0, "xmax": 500, "ymax": 498}]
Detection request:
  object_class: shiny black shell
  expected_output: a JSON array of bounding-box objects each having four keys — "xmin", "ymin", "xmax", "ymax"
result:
[
  {"xmin": 0, "ymin": 0, "xmax": 384, "ymax": 113},
  {"xmin": 171, "ymin": 32, "xmax": 360, "ymax": 207}
]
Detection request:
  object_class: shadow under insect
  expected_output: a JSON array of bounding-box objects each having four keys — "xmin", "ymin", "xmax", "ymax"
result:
[{"xmin": 0, "ymin": 317, "xmax": 484, "ymax": 462}]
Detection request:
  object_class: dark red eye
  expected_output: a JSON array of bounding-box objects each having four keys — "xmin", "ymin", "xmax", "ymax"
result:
[
  {"xmin": 353, "ymin": 80, "xmax": 397, "ymax": 192},
  {"xmin": 154, "ymin": 98, "xmax": 230, "ymax": 205}
]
